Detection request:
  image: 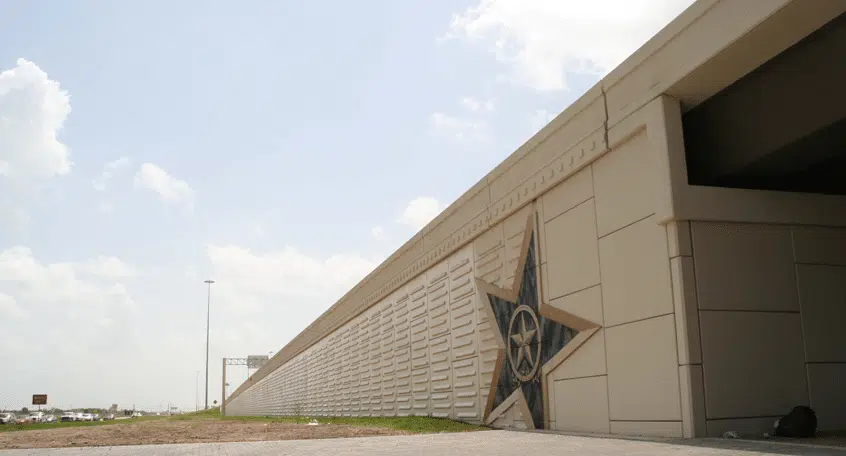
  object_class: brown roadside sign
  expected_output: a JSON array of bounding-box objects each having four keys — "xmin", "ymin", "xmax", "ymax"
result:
[{"xmin": 32, "ymin": 394, "xmax": 47, "ymax": 405}]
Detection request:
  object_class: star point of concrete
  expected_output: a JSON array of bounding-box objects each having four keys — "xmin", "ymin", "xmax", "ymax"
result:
[{"xmin": 475, "ymin": 208, "xmax": 602, "ymax": 429}]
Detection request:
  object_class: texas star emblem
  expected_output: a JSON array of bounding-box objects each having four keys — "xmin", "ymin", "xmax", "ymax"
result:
[
  {"xmin": 475, "ymin": 208, "xmax": 602, "ymax": 429},
  {"xmin": 508, "ymin": 305, "xmax": 541, "ymax": 382}
]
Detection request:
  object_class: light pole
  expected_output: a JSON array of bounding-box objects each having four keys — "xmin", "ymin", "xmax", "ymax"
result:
[
  {"xmin": 204, "ymin": 279, "xmax": 215, "ymax": 410},
  {"xmin": 195, "ymin": 371, "xmax": 199, "ymax": 412}
]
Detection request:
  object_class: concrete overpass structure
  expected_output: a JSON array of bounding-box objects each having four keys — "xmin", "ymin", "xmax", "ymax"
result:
[{"xmin": 225, "ymin": 0, "xmax": 846, "ymax": 438}]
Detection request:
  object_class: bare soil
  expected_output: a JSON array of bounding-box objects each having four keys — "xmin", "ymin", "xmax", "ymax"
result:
[{"xmin": 0, "ymin": 419, "xmax": 412, "ymax": 449}]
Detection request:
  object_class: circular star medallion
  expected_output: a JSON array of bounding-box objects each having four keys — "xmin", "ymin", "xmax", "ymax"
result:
[{"xmin": 507, "ymin": 305, "xmax": 542, "ymax": 382}]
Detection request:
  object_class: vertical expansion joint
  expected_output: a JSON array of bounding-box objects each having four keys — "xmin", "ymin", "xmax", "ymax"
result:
[{"xmin": 600, "ymin": 83, "xmax": 610, "ymax": 148}]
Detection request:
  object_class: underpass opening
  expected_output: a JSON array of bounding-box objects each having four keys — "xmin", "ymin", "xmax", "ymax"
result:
[
  {"xmin": 676, "ymin": 10, "xmax": 846, "ymax": 440},
  {"xmin": 682, "ymin": 11, "xmax": 846, "ymax": 195}
]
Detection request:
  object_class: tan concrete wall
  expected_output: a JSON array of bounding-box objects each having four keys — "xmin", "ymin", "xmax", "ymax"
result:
[
  {"xmin": 226, "ymin": 95, "xmax": 696, "ymax": 438},
  {"xmin": 540, "ymin": 125, "xmax": 683, "ymax": 438},
  {"xmin": 658, "ymin": 86, "xmax": 846, "ymax": 438},
  {"xmin": 229, "ymin": 0, "xmax": 829, "ymax": 406},
  {"xmin": 227, "ymin": 243, "xmax": 480, "ymax": 419},
  {"xmin": 671, "ymin": 221, "xmax": 846, "ymax": 437}
]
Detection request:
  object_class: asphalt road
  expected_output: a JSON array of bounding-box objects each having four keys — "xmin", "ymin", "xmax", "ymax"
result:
[{"xmin": 2, "ymin": 430, "xmax": 844, "ymax": 456}]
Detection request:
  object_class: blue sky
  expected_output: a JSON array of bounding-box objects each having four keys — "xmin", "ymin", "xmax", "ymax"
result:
[{"xmin": 0, "ymin": 0, "xmax": 693, "ymax": 411}]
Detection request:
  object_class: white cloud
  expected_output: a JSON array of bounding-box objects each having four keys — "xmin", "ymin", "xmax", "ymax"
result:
[
  {"xmin": 432, "ymin": 96, "xmax": 497, "ymax": 141},
  {"xmin": 169, "ymin": 243, "xmax": 387, "ymax": 406},
  {"xmin": 460, "ymin": 97, "xmax": 481, "ymax": 111},
  {"xmin": 185, "ymin": 265, "xmax": 199, "ymax": 280},
  {"xmin": 203, "ymin": 245, "xmax": 382, "ymax": 344},
  {"xmin": 0, "ymin": 58, "xmax": 73, "ymax": 180},
  {"xmin": 0, "ymin": 59, "xmax": 73, "ymax": 227},
  {"xmin": 79, "ymin": 256, "xmax": 137, "ymax": 279},
  {"xmin": 207, "ymin": 245, "xmax": 379, "ymax": 308},
  {"xmin": 530, "ymin": 108, "xmax": 557, "ymax": 133},
  {"xmin": 0, "ymin": 203, "xmax": 30, "ymax": 232},
  {"xmin": 0, "ymin": 247, "xmax": 136, "ymax": 289},
  {"xmin": 0, "ymin": 293, "xmax": 26, "ymax": 319},
  {"xmin": 397, "ymin": 197, "xmax": 442, "ymax": 230},
  {"xmin": 445, "ymin": 0, "xmax": 695, "ymax": 91},
  {"xmin": 431, "ymin": 112, "xmax": 488, "ymax": 141},
  {"xmin": 93, "ymin": 157, "xmax": 130, "ymax": 191},
  {"xmin": 0, "ymin": 247, "xmax": 137, "ymax": 344},
  {"xmin": 134, "ymin": 162, "xmax": 194, "ymax": 204},
  {"xmin": 371, "ymin": 225, "xmax": 385, "ymax": 238},
  {"xmin": 0, "ymin": 246, "xmax": 144, "ymax": 410},
  {"xmin": 460, "ymin": 97, "xmax": 495, "ymax": 112}
]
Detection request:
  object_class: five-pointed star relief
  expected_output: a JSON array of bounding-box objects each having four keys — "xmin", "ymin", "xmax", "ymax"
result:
[
  {"xmin": 510, "ymin": 314, "xmax": 537, "ymax": 372},
  {"xmin": 475, "ymin": 212, "xmax": 602, "ymax": 429}
]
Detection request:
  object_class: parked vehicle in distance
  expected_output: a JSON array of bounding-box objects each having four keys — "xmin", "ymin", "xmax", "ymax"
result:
[
  {"xmin": 60, "ymin": 412, "xmax": 76, "ymax": 422},
  {"xmin": 0, "ymin": 413, "xmax": 15, "ymax": 424},
  {"xmin": 28, "ymin": 412, "xmax": 44, "ymax": 423},
  {"xmin": 42, "ymin": 414, "xmax": 56, "ymax": 423},
  {"xmin": 81, "ymin": 413, "xmax": 94, "ymax": 421},
  {"xmin": 75, "ymin": 412, "xmax": 84, "ymax": 421},
  {"xmin": 102, "ymin": 413, "xmax": 115, "ymax": 420},
  {"xmin": 131, "ymin": 412, "xmax": 143, "ymax": 418}
]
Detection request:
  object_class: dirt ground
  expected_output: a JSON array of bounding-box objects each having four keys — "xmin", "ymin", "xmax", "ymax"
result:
[{"xmin": 0, "ymin": 419, "xmax": 412, "ymax": 449}]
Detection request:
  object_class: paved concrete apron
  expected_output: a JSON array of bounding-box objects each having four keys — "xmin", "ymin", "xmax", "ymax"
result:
[{"xmin": 2, "ymin": 430, "xmax": 845, "ymax": 455}]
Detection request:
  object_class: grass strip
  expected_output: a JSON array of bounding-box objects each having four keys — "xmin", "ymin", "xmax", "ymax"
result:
[
  {"xmin": 0, "ymin": 416, "xmax": 164, "ymax": 433},
  {"xmin": 3, "ymin": 407, "xmax": 486, "ymax": 435},
  {"xmin": 171, "ymin": 409, "xmax": 486, "ymax": 433}
]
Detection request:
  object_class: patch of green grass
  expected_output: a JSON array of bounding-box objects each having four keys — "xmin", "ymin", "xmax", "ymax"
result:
[
  {"xmin": 0, "ymin": 416, "xmax": 164, "ymax": 433},
  {"xmin": 2, "ymin": 408, "xmax": 486, "ymax": 435},
  {"xmin": 173, "ymin": 412, "xmax": 485, "ymax": 434},
  {"xmin": 292, "ymin": 416, "xmax": 486, "ymax": 433},
  {"xmin": 167, "ymin": 407, "xmax": 220, "ymax": 420}
]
